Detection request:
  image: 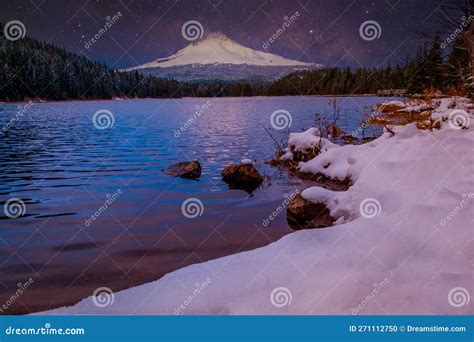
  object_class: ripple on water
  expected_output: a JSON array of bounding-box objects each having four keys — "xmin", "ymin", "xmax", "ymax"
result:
[{"xmin": 0, "ymin": 96, "xmax": 393, "ymax": 313}]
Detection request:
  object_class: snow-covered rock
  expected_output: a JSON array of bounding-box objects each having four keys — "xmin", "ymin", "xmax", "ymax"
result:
[
  {"xmin": 375, "ymin": 100, "xmax": 407, "ymax": 112},
  {"xmin": 431, "ymin": 97, "xmax": 472, "ymax": 123},
  {"xmin": 286, "ymin": 193, "xmax": 334, "ymax": 230},
  {"xmin": 280, "ymin": 128, "xmax": 338, "ymax": 162},
  {"xmin": 398, "ymin": 102, "xmax": 437, "ymax": 113}
]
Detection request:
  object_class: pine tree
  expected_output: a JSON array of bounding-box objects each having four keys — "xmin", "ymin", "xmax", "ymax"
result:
[
  {"xmin": 446, "ymin": 36, "xmax": 471, "ymax": 95},
  {"xmin": 425, "ymin": 35, "xmax": 445, "ymax": 90}
]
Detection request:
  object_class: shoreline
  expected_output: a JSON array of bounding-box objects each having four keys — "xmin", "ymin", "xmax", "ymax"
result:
[
  {"xmin": 39, "ymin": 96, "xmax": 473, "ymax": 315},
  {"xmin": 0, "ymin": 95, "xmax": 388, "ymax": 314},
  {"xmin": 0, "ymin": 94, "xmax": 397, "ymax": 105}
]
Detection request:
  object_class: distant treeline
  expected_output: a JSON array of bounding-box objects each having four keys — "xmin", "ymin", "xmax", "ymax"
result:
[
  {"xmin": 0, "ymin": 24, "xmax": 181, "ymax": 101},
  {"xmin": 0, "ymin": 22, "xmax": 470, "ymax": 101},
  {"xmin": 263, "ymin": 35, "xmax": 470, "ymax": 97}
]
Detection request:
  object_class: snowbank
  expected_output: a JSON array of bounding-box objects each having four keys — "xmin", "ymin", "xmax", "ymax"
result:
[
  {"xmin": 379, "ymin": 97, "xmax": 472, "ymax": 116},
  {"xmin": 375, "ymin": 97, "xmax": 471, "ymax": 115},
  {"xmin": 431, "ymin": 97, "xmax": 472, "ymax": 122},
  {"xmin": 375, "ymin": 100, "xmax": 407, "ymax": 112},
  {"xmin": 280, "ymin": 127, "xmax": 338, "ymax": 161},
  {"xmin": 40, "ymin": 98, "xmax": 473, "ymax": 315},
  {"xmin": 397, "ymin": 101, "xmax": 437, "ymax": 113}
]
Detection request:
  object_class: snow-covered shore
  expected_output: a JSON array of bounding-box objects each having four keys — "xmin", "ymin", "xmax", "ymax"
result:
[{"xmin": 41, "ymin": 98, "xmax": 473, "ymax": 315}]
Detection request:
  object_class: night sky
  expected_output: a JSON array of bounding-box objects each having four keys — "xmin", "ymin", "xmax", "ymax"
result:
[{"xmin": 1, "ymin": 0, "xmax": 443, "ymax": 69}]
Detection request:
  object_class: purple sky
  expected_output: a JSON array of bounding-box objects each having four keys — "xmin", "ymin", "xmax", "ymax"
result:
[{"xmin": 0, "ymin": 0, "xmax": 444, "ymax": 69}]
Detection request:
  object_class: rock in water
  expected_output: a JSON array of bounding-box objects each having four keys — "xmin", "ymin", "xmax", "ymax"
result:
[
  {"xmin": 221, "ymin": 163, "xmax": 263, "ymax": 193},
  {"xmin": 165, "ymin": 161, "xmax": 202, "ymax": 179},
  {"xmin": 287, "ymin": 194, "xmax": 334, "ymax": 230}
]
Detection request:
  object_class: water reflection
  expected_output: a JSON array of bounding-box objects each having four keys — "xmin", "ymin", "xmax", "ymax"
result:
[{"xmin": 0, "ymin": 96, "xmax": 394, "ymax": 313}]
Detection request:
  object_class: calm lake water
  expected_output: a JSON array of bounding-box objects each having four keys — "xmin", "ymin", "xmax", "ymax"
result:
[{"xmin": 0, "ymin": 96, "xmax": 396, "ymax": 313}]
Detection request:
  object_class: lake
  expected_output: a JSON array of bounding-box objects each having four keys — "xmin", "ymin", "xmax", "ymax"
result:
[{"xmin": 0, "ymin": 96, "xmax": 396, "ymax": 313}]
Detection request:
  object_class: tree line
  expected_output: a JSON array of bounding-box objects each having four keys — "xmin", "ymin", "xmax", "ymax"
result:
[
  {"xmin": 0, "ymin": 24, "xmax": 181, "ymax": 101},
  {"xmin": 264, "ymin": 36, "xmax": 470, "ymax": 97},
  {"xmin": 0, "ymin": 22, "xmax": 471, "ymax": 102}
]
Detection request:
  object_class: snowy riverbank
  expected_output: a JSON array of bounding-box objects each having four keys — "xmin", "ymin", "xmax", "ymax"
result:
[{"xmin": 41, "ymin": 97, "xmax": 473, "ymax": 315}]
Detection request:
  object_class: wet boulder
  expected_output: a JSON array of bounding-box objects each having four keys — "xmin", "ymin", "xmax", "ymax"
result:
[
  {"xmin": 221, "ymin": 163, "xmax": 263, "ymax": 193},
  {"xmin": 165, "ymin": 161, "xmax": 202, "ymax": 179},
  {"xmin": 286, "ymin": 194, "xmax": 334, "ymax": 230}
]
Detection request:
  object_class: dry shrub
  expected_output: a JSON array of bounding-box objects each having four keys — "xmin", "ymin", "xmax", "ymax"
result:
[{"xmin": 330, "ymin": 124, "xmax": 342, "ymax": 138}]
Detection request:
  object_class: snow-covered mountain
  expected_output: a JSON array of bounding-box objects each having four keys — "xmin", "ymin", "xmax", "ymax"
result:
[{"xmin": 126, "ymin": 33, "xmax": 322, "ymax": 81}]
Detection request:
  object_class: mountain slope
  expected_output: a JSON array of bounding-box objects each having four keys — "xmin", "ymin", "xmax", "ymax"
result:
[
  {"xmin": 0, "ymin": 23, "xmax": 181, "ymax": 101},
  {"xmin": 127, "ymin": 33, "xmax": 322, "ymax": 81}
]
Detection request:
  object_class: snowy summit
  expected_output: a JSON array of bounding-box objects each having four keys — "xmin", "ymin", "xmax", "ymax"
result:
[
  {"xmin": 125, "ymin": 33, "xmax": 322, "ymax": 81},
  {"xmin": 129, "ymin": 33, "xmax": 317, "ymax": 68}
]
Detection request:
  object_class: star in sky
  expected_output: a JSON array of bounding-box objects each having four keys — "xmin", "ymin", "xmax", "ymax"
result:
[{"xmin": 0, "ymin": 0, "xmax": 438, "ymax": 69}]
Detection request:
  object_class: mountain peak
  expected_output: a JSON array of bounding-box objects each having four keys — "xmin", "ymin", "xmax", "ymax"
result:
[
  {"xmin": 125, "ymin": 33, "xmax": 322, "ymax": 81},
  {"xmin": 202, "ymin": 32, "xmax": 230, "ymax": 41},
  {"xmin": 189, "ymin": 32, "xmax": 234, "ymax": 47},
  {"xmin": 128, "ymin": 33, "xmax": 321, "ymax": 69}
]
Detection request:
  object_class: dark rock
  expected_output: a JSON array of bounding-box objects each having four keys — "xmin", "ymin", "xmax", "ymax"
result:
[
  {"xmin": 165, "ymin": 161, "xmax": 201, "ymax": 179},
  {"xmin": 287, "ymin": 194, "xmax": 334, "ymax": 230},
  {"xmin": 361, "ymin": 137, "xmax": 376, "ymax": 143},
  {"xmin": 292, "ymin": 148, "xmax": 320, "ymax": 162},
  {"xmin": 291, "ymin": 172, "xmax": 351, "ymax": 192},
  {"xmin": 221, "ymin": 163, "xmax": 263, "ymax": 193},
  {"xmin": 342, "ymin": 135, "xmax": 359, "ymax": 145}
]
